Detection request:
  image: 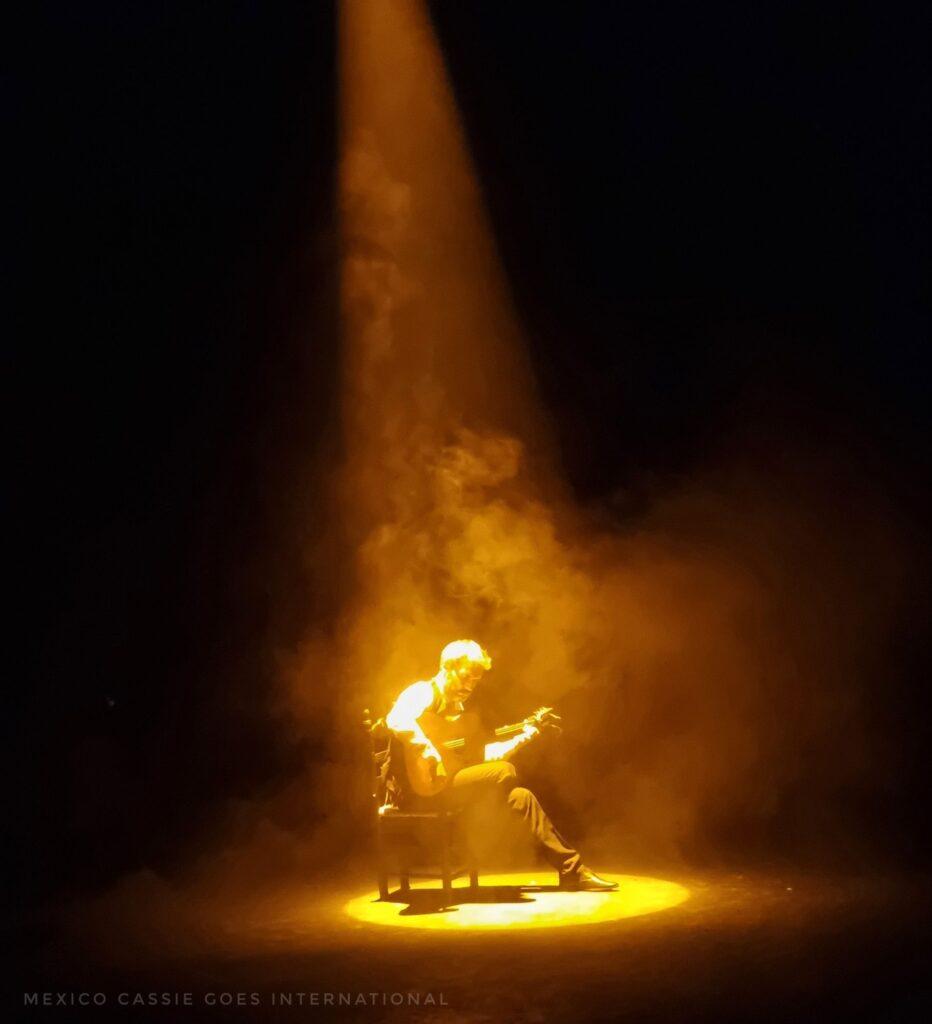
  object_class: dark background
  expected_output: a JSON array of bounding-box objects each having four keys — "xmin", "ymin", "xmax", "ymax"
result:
[{"xmin": 7, "ymin": 2, "xmax": 929, "ymax": 906}]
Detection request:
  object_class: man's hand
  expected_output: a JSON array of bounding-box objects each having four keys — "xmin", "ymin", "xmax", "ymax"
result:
[
  {"xmin": 525, "ymin": 707, "xmax": 562, "ymax": 735},
  {"xmin": 419, "ymin": 741, "xmax": 442, "ymax": 763},
  {"xmin": 413, "ymin": 738, "xmax": 446, "ymax": 776}
]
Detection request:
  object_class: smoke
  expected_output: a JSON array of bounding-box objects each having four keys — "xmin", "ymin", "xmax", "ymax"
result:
[
  {"xmin": 263, "ymin": 95, "xmax": 917, "ymax": 878},
  {"xmin": 290, "ymin": 418, "xmax": 911, "ymax": 869}
]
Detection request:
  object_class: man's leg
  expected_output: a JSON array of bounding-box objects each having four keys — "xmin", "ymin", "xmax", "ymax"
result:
[
  {"xmin": 446, "ymin": 761, "xmax": 581, "ymax": 877},
  {"xmin": 505, "ymin": 784, "xmax": 582, "ymax": 878}
]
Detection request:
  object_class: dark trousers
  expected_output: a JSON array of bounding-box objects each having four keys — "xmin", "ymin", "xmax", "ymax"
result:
[{"xmin": 426, "ymin": 760, "xmax": 581, "ymax": 876}]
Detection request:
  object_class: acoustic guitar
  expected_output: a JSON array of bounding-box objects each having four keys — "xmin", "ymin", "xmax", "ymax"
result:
[{"xmin": 404, "ymin": 706, "xmax": 559, "ymax": 797}]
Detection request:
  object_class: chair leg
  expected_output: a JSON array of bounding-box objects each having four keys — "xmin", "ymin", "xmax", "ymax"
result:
[
  {"xmin": 375, "ymin": 827, "xmax": 390, "ymax": 899},
  {"xmin": 469, "ymin": 868, "xmax": 479, "ymax": 889},
  {"xmin": 398, "ymin": 868, "xmax": 410, "ymax": 896},
  {"xmin": 440, "ymin": 841, "xmax": 452, "ymax": 906}
]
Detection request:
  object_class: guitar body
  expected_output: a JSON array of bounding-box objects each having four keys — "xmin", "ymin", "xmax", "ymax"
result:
[{"xmin": 403, "ymin": 710, "xmax": 486, "ymax": 798}]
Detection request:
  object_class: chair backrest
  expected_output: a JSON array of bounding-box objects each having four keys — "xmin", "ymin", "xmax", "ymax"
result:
[{"xmin": 363, "ymin": 708, "xmax": 392, "ymax": 810}]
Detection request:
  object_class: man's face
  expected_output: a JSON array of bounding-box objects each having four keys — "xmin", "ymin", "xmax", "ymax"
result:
[{"xmin": 444, "ymin": 659, "xmax": 486, "ymax": 702}]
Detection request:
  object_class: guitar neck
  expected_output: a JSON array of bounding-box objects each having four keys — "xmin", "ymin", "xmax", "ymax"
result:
[
  {"xmin": 492, "ymin": 719, "xmax": 529, "ymax": 738},
  {"xmin": 441, "ymin": 719, "xmax": 527, "ymax": 751}
]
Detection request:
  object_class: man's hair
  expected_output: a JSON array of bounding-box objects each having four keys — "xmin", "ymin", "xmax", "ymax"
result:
[{"xmin": 439, "ymin": 639, "xmax": 492, "ymax": 671}]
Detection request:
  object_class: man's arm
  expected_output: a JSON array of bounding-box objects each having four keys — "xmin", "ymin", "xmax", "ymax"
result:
[
  {"xmin": 484, "ymin": 724, "xmax": 539, "ymax": 763},
  {"xmin": 385, "ymin": 681, "xmax": 442, "ymax": 762}
]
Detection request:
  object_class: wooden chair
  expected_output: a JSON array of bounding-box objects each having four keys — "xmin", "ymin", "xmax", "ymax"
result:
[{"xmin": 364, "ymin": 709, "xmax": 479, "ymax": 905}]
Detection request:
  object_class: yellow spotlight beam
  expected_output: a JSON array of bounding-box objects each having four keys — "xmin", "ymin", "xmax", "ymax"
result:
[
  {"xmin": 336, "ymin": 0, "xmax": 552, "ymax": 695},
  {"xmin": 338, "ymin": 0, "xmax": 547, "ymax": 510}
]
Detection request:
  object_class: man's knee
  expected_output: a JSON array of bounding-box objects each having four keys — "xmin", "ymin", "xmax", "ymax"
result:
[
  {"xmin": 506, "ymin": 785, "xmax": 534, "ymax": 812},
  {"xmin": 489, "ymin": 761, "xmax": 517, "ymax": 787}
]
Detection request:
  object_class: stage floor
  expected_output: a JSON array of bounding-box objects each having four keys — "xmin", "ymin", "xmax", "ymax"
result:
[{"xmin": 14, "ymin": 867, "xmax": 932, "ymax": 1022}]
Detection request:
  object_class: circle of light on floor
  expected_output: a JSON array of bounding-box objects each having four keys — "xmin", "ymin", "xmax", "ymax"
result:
[{"xmin": 344, "ymin": 873, "xmax": 689, "ymax": 930}]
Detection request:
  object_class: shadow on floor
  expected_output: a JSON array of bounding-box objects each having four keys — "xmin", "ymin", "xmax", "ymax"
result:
[{"xmin": 385, "ymin": 883, "xmax": 560, "ymax": 916}]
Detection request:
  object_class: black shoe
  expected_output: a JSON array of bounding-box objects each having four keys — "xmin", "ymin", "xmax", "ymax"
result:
[{"xmin": 559, "ymin": 866, "xmax": 618, "ymax": 892}]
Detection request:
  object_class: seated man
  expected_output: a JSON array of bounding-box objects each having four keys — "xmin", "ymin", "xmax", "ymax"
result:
[{"xmin": 384, "ymin": 638, "xmax": 616, "ymax": 891}]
